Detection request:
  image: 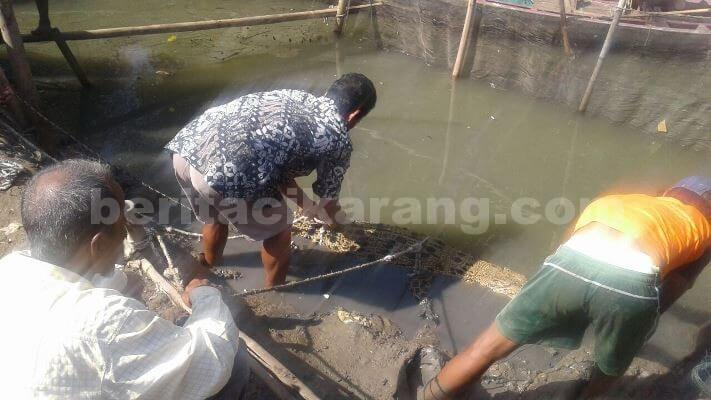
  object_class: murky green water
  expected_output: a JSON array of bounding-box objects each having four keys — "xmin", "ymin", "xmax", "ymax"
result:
[{"xmin": 8, "ymin": 0, "xmax": 710, "ymax": 308}]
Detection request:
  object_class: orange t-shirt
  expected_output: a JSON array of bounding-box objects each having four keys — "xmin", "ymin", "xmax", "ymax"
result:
[{"xmin": 574, "ymin": 194, "xmax": 711, "ymax": 276}]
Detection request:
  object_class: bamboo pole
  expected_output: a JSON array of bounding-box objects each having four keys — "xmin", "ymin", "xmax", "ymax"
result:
[
  {"xmin": 646, "ymin": 7, "xmax": 710, "ymax": 15},
  {"xmin": 132, "ymin": 255, "xmax": 321, "ymax": 399},
  {"xmin": 578, "ymin": 0, "xmax": 626, "ymax": 112},
  {"xmin": 0, "ymin": 0, "xmax": 38, "ymax": 105},
  {"xmin": 135, "ymin": 258, "xmax": 192, "ymax": 313},
  {"xmin": 51, "ymin": 29, "xmax": 91, "ymax": 88},
  {"xmin": 558, "ymin": 0, "xmax": 573, "ymax": 57},
  {"xmin": 241, "ymin": 334, "xmax": 320, "ymax": 400},
  {"xmin": 334, "ymin": 0, "xmax": 348, "ymax": 34},
  {"xmin": 452, "ymin": 0, "xmax": 477, "ymax": 79},
  {"xmin": 21, "ymin": 4, "xmax": 381, "ymax": 43}
]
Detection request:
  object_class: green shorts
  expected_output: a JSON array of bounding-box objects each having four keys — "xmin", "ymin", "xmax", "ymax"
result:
[{"xmin": 495, "ymin": 245, "xmax": 660, "ymax": 376}]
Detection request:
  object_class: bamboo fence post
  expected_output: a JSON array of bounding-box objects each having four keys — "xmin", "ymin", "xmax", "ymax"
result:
[
  {"xmin": 0, "ymin": 0, "xmax": 56, "ymax": 149},
  {"xmin": 578, "ymin": 0, "xmax": 626, "ymax": 112},
  {"xmin": 452, "ymin": 0, "xmax": 477, "ymax": 79},
  {"xmin": 0, "ymin": 0, "xmax": 38, "ymax": 106},
  {"xmin": 334, "ymin": 0, "xmax": 348, "ymax": 34},
  {"xmin": 558, "ymin": 0, "xmax": 573, "ymax": 57}
]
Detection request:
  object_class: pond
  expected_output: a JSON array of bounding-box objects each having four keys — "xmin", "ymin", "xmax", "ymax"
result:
[{"xmin": 10, "ymin": 0, "xmax": 710, "ymax": 310}]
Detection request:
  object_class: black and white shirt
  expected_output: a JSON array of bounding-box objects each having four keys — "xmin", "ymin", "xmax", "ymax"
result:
[{"xmin": 166, "ymin": 89, "xmax": 352, "ymax": 201}]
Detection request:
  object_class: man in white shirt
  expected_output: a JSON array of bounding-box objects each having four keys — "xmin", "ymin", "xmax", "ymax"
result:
[{"xmin": 0, "ymin": 159, "xmax": 245, "ymax": 399}]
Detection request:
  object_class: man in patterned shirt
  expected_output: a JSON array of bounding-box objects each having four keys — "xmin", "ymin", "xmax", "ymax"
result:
[{"xmin": 166, "ymin": 73, "xmax": 377, "ymax": 287}]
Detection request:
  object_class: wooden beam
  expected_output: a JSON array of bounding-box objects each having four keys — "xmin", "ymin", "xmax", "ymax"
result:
[{"xmin": 21, "ymin": 4, "xmax": 382, "ymax": 43}]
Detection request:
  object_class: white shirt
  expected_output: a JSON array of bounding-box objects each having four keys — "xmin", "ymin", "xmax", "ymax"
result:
[{"xmin": 0, "ymin": 251, "xmax": 239, "ymax": 399}]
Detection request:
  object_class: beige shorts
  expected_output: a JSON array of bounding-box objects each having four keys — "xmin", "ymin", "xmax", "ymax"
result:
[{"xmin": 172, "ymin": 154, "xmax": 292, "ymax": 241}]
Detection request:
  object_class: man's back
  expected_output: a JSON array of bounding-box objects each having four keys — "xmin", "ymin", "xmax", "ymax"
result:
[
  {"xmin": 166, "ymin": 89, "xmax": 351, "ymax": 201},
  {"xmin": 575, "ymin": 193, "xmax": 711, "ymax": 274},
  {"xmin": 1, "ymin": 252, "xmax": 239, "ymax": 399}
]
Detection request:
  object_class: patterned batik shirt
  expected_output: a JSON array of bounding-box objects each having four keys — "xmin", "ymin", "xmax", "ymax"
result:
[{"xmin": 165, "ymin": 89, "xmax": 352, "ymax": 202}]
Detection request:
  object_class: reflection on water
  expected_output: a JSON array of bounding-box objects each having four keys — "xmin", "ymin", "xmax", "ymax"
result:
[{"xmin": 8, "ymin": 0, "xmax": 710, "ymax": 307}]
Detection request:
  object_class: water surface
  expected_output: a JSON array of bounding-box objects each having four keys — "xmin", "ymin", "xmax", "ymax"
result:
[{"xmin": 9, "ymin": 0, "xmax": 710, "ymax": 310}]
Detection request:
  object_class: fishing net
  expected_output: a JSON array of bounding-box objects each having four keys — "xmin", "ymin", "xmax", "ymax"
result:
[
  {"xmin": 691, "ymin": 358, "xmax": 711, "ymax": 397},
  {"xmin": 345, "ymin": 0, "xmax": 711, "ymax": 145}
]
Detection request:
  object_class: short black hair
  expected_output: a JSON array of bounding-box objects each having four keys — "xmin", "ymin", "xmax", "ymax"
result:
[
  {"xmin": 325, "ymin": 73, "xmax": 377, "ymax": 118},
  {"xmin": 21, "ymin": 159, "xmax": 118, "ymax": 265}
]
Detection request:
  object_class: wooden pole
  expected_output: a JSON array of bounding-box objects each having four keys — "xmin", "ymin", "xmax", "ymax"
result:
[
  {"xmin": 0, "ymin": 0, "xmax": 39, "ymax": 106},
  {"xmin": 133, "ymin": 256, "xmax": 320, "ymax": 399},
  {"xmin": 558, "ymin": 0, "xmax": 573, "ymax": 57},
  {"xmin": 334, "ymin": 0, "xmax": 348, "ymax": 34},
  {"xmin": 135, "ymin": 258, "xmax": 192, "ymax": 313},
  {"xmin": 21, "ymin": 3, "xmax": 381, "ymax": 43},
  {"xmin": 132, "ymin": 227, "xmax": 323, "ymax": 400},
  {"xmin": 51, "ymin": 29, "xmax": 91, "ymax": 88},
  {"xmin": 0, "ymin": 67, "xmax": 26, "ymax": 126},
  {"xmin": 578, "ymin": 0, "xmax": 626, "ymax": 112},
  {"xmin": 0, "ymin": 0, "xmax": 56, "ymax": 150},
  {"xmin": 241, "ymin": 334, "xmax": 320, "ymax": 400},
  {"xmin": 452, "ymin": 0, "xmax": 477, "ymax": 79}
]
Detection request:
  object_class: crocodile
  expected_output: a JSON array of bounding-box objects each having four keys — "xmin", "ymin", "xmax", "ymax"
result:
[{"xmin": 291, "ymin": 215, "xmax": 527, "ymax": 300}]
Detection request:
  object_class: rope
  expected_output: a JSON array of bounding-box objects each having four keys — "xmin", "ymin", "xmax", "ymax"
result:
[
  {"xmin": 163, "ymin": 225, "xmax": 249, "ymax": 240},
  {"xmin": 234, "ymin": 237, "xmax": 429, "ymax": 297}
]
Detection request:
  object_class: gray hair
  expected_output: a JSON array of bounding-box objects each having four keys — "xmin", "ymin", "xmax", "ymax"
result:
[{"xmin": 21, "ymin": 159, "xmax": 118, "ymax": 265}]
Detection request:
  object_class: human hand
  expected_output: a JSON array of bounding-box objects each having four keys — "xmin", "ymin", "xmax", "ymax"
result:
[
  {"xmin": 302, "ymin": 204, "xmax": 324, "ymax": 221},
  {"xmin": 182, "ymin": 267, "xmax": 213, "ymax": 308}
]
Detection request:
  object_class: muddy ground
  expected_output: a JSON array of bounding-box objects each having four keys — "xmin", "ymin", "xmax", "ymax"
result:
[
  {"xmin": 0, "ymin": 142, "xmax": 708, "ymax": 399},
  {"xmin": 161, "ymin": 226, "xmax": 710, "ymax": 399}
]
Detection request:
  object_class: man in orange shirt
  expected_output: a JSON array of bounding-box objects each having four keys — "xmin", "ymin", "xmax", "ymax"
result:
[{"xmin": 423, "ymin": 176, "xmax": 711, "ymax": 400}]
